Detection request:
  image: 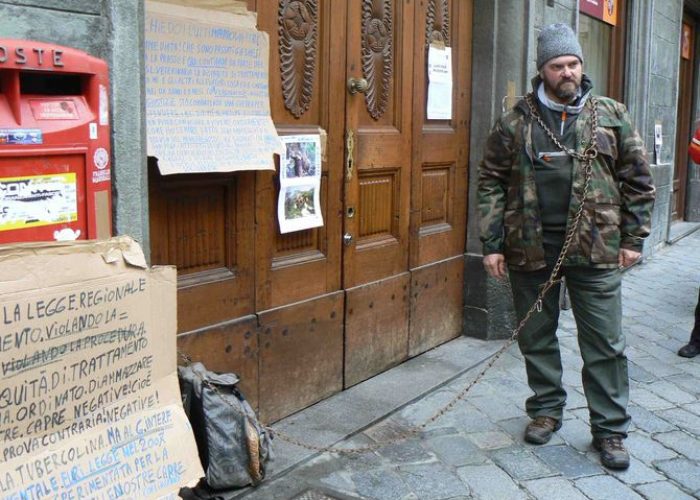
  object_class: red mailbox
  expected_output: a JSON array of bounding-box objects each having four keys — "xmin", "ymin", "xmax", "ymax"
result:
[{"xmin": 0, "ymin": 39, "xmax": 111, "ymax": 243}]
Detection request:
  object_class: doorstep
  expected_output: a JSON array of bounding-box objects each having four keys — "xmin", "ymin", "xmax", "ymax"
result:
[{"xmin": 667, "ymin": 220, "xmax": 700, "ymax": 243}]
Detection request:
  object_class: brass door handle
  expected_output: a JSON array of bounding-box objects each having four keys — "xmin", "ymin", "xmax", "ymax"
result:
[{"xmin": 347, "ymin": 77, "xmax": 369, "ymax": 95}]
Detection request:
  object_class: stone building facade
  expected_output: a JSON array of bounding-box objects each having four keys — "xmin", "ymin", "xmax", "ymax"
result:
[{"xmin": 0, "ymin": 0, "xmax": 699, "ymax": 402}]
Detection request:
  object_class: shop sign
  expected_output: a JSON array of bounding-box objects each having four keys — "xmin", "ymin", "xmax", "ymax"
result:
[{"xmin": 580, "ymin": 0, "xmax": 618, "ymax": 26}]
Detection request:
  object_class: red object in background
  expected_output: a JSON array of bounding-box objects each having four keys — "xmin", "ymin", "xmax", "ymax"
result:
[
  {"xmin": 0, "ymin": 39, "xmax": 111, "ymax": 244},
  {"xmin": 689, "ymin": 126, "xmax": 700, "ymax": 164}
]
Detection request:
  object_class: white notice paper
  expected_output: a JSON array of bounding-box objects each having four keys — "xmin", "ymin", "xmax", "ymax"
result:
[
  {"xmin": 427, "ymin": 46, "xmax": 453, "ymax": 120},
  {"xmin": 277, "ymin": 135, "xmax": 323, "ymax": 234}
]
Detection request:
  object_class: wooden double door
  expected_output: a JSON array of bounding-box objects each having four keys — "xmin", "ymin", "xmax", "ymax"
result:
[{"xmin": 149, "ymin": 0, "xmax": 472, "ymax": 423}]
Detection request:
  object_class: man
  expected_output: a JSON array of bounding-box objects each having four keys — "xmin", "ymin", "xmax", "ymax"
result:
[
  {"xmin": 478, "ymin": 23, "xmax": 655, "ymax": 470},
  {"xmin": 678, "ymin": 125, "xmax": 700, "ymax": 358}
]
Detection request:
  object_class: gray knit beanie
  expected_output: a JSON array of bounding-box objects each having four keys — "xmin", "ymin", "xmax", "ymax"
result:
[{"xmin": 536, "ymin": 23, "xmax": 583, "ymax": 69}]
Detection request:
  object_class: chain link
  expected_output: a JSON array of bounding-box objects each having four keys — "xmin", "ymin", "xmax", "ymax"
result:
[{"xmin": 178, "ymin": 93, "xmax": 600, "ymax": 458}]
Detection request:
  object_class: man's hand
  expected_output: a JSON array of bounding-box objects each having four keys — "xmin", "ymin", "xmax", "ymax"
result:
[
  {"xmin": 483, "ymin": 253, "xmax": 506, "ymax": 280},
  {"xmin": 618, "ymin": 248, "xmax": 641, "ymax": 269}
]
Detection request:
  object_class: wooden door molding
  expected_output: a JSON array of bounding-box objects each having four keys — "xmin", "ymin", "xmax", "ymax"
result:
[
  {"xmin": 343, "ymin": 0, "xmax": 415, "ymax": 288},
  {"xmin": 344, "ymin": 273, "xmax": 410, "ymax": 387},
  {"xmin": 148, "ymin": 161, "xmax": 256, "ymax": 332},
  {"xmin": 409, "ymin": 0, "xmax": 471, "ymax": 268},
  {"xmin": 258, "ymin": 291, "xmax": 344, "ymax": 423},
  {"xmin": 279, "ymin": 0, "xmax": 319, "ymax": 118},
  {"xmin": 361, "ymin": 0, "xmax": 394, "ymax": 119},
  {"xmin": 255, "ymin": 0, "xmax": 345, "ymax": 310},
  {"xmin": 425, "ymin": 0, "xmax": 450, "ymax": 46},
  {"xmin": 409, "ymin": 256, "xmax": 463, "ymax": 356}
]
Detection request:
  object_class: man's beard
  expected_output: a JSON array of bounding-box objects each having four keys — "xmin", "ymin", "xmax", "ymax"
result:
[{"xmin": 552, "ymin": 80, "xmax": 579, "ymax": 102}]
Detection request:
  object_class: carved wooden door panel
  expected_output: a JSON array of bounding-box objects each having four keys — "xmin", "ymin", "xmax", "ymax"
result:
[
  {"xmin": 407, "ymin": 0, "xmax": 471, "ymax": 356},
  {"xmin": 252, "ymin": 0, "xmax": 347, "ymax": 422},
  {"xmin": 342, "ymin": 0, "xmax": 415, "ymax": 386},
  {"xmin": 342, "ymin": 0, "xmax": 413, "ymax": 288}
]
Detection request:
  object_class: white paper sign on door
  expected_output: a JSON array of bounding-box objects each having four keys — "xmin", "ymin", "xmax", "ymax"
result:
[
  {"xmin": 427, "ymin": 45, "xmax": 453, "ymax": 120},
  {"xmin": 277, "ymin": 135, "xmax": 323, "ymax": 234}
]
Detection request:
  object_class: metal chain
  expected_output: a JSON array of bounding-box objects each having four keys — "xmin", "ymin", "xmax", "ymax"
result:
[{"xmin": 178, "ymin": 94, "xmax": 600, "ymax": 457}]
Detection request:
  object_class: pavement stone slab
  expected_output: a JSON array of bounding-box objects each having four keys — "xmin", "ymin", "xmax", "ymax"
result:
[
  {"xmin": 652, "ymin": 430, "xmax": 700, "ymax": 461},
  {"xmin": 469, "ymin": 395, "xmax": 527, "ymax": 421},
  {"xmin": 424, "ymin": 433, "xmax": 490, "ymax": 467},
  {"xmin": 643, "ymin": 380, "xmax": 696, "ymax": 405},
  {"xmin": 489, "ymin": 446, "xmax": 557, "ymax": 480},
  {"xmin": 627, "ymin": 362, "xmax": 658, "ymax": 383},
  {"xmin": 532, "ymin": 445, "xmax": 603, "ymax": 479},
  {"xmin": 395, "ymin": 463, "xmax": 470, "ymax": 500},
  {"xmin": 682, "ymin": 401, "xmax": 700, "ymax": 414},
  {"xmin": 607, "ymin": 456, "xmax": 664, "ymax": 486},
  {"xmin": 656, "ymin": 407, "xmax": 700, "ymax": 435},
  {"xmin": 363, "ymin": 418, "xmax": 415, "ymax": 443},
  {"xmin": 456, "ymin": 464, "xmax": 529, "ymax": 500},
  {"xmin": 625, "ymin": 433, "xmax": 679, "ymax": 465},
  {"xmin": 628, "ymin": 386, "xmax": 675, "ymax": 411},
  {"xmin": 569, "ymin": 407, "xmax": 592, "ymax": 423},
  {"xmin": 574, "ymin": 475, "xmax": 645, "ymax": 500},
  {"xmin": 556, "ymin": 417, "xmax": 593, "ymax": 452},
  {"xmin": 466, "ymin": 430, "xmax": 516, "ymax": 450},
  {"xmin": 634, "ymin": 480, "xmax": 698, "ymax": 500},
  {"xmin": 654, "ymin": 458, "xmax": 700, "ymax": 493},
  {"xmin": 427, "ymin": 402, "xmax": 502, "ymax": 435},
  {"xmin": 664, "ymin": 373, "xmax": 700, "ymax": 397},
  {"xmin": 396, "ymin": 390, "xmax": 461, "ymax": 428},
  {"xmin": 627, "ymin": 404, "xmax": 677, "ymax": 433},
  {"xmin": 676, "ymin": 359, "xmax": 700, "ymax": 377},
  {"xmin": 522, "ymin": 477, "xmax": 589, "ymax": 500},
  {"xmin": 350, "ymin": 468, "xmax": 413, "ymax": 500},
  {"xmin": 376, "ymin": 438, "xmax": 435, "ymax": 465}
]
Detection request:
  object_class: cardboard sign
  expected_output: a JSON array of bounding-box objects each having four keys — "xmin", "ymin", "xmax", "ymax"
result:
[
  {"xmin": 145, "ymin": 1, "xmax": 283, "ymax": 174},
  {"xmin": 0, "ymin": 237, "xmax": 203, "ymax": 498}
]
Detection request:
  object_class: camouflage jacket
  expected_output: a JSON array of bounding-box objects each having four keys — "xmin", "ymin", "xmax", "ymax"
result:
[{"xmin": 478, "ymin": 92, "xmax": 656, "ymax": 271}]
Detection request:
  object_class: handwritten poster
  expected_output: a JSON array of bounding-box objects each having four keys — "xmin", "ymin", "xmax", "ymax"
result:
[
  {"xmin": 427, "ymin": 45, "xmax": 453, "ymax": 120},
  {"xmin": 145, "ymin": 1, "xmax": 283, "ymax": 174},
  {"xmin": 278, "ymin": 135, "xmax": 323, "ymax": 233},
  {"xmin": 0, "ymin": 237, "xmax": 203, "ymax": 499}
]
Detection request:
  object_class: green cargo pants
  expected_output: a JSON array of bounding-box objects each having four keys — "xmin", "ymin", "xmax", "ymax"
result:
[{"xmin": 509, "ymin": 260, "xmax": 630, "ymax": 439}]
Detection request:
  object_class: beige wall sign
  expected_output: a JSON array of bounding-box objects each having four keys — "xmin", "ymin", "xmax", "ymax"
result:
[
  {"xmin": 145, "ymin": 1, "xmax": 283, "ymax": 174},
  {"xmin": 0, "ymin": 237, "xmax": 204, "ymax": 498}
]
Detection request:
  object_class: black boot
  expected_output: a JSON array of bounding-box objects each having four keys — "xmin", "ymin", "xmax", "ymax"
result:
[{"xmin": 678, "ymin": 342, "xmax": 700, "ymax": 358}]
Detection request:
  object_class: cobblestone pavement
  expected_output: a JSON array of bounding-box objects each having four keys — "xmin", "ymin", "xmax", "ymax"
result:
[{"xmin": 241, "ymin": 230, "xmax": 700, "ymax": 500}]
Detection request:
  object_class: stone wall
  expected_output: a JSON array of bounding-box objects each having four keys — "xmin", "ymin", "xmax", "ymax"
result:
[{"xmin": 646, "ymin": 2, "xmax": 683, "ymax": 250}]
